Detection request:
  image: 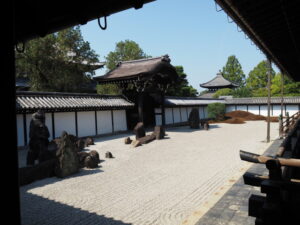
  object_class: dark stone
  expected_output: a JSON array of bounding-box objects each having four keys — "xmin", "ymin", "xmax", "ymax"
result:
[
  {"xmin": 188, "ymin": 108, "xmax": 200, "ymax": 129},
  {"xmin": 78, "ymin": 150, "xmax": 100, "ymax": 168},
  {"xmin": 138, "ymin": 134, "xmax": 156, "ymax": 145},
  {"xmin": 203, "ymin": 122, "xmax": 209, "ymax": 130},
  {"xmin": 85, "ymin": 137, "xmax": 94, "ymax": 147},
  {"xmin": 153, "ymin": 126, "xmax": 165, "ymax": 140},
  {"xmin": 54, "ymin": 131, "xmax": 80, "ymax": 178},
  {"xmin": 76, "ymin": 138, "xmax": 85, "ymax": 151},
  {"xmin": 133, "ymin": 122, "xmax": 146, "ymax": 139},
  {"xmin": 105, "ymin": 151, "xmax": 113, "ymax": 158},
  {"xmin": 124, "ymin": 137, "xmax": 132, "ymax": 144},
  {"xmin": 26, "ymin": 110, "xmax": 51, "ymax": 166},
  {"xmin": 77, "ymin": 152, "xmax": 90, "ymax": 168},
  {"xmin": 19, "ymin": 159, "xmax": 57, "ymax": 186}
]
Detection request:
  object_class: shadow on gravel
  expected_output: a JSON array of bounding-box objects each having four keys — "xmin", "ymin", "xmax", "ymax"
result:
[
  {"xmin": 20, "ymin": 192, "xmax": 132, "ymax": 225},
  {"xmin": 166, "ymin": 124, "xmax": 220, "ymax": 133}
]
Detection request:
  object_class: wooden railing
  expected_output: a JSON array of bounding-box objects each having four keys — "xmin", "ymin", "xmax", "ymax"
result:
[
  {"xmin": 279, "ymin": 111, "xmax": 300, "ymax": 138},
  {"xmin": 240, "ymin": 117, "xmax": 300, "ymax": 225}
]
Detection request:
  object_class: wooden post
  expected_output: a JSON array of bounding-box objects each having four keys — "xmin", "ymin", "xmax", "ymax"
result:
[
  {"xmin": 280, "ymin": 72, "xmax": 284, "ymax": 117},
  {"xmin": 138, "ymin": 92, "xmax": 144, "ymax": 123},
  {"xmin": 267, "ymin": 58, "xmax": 271, "ymax": 143},
  {"xmin": 161, "ymin": 91, "xmax": 166, "ymax": 126}
]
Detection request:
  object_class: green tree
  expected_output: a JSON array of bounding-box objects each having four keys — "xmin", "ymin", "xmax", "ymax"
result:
[
  {"xmin": 213, "ymin": 88, "xmax": 233, "ymax": 98},
  {"xmin": 166, "ymin": 66, "xmax": 198, "ymax": 97},
  {"xmin": 207, "ymin": 103, "xmax": 226, "ymax": 121},
  {"xmin": 246, "ymin": 60, "xmax": 275, "ymax": 90},
  {"xmin": 232, "ymin": 87, "xmax": 253, "ymax": 97},
  {"xmin": 15, "ymin": 26, "xmax": 99, "ymax": 92},
  {"xmin": 222, "ymin": 55, "xmax": 245, "ymax": 87},
  {"xmin": 105, "ymin": 40, "xmax": 149, "ymax": 71},
  {"xmin": 271, "ymin": 73, "xmax": 300, "ymax": 96}
]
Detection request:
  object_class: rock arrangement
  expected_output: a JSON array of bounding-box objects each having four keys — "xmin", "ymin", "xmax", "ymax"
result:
[
  {"xmin": 19, "ymin": 112, "xmax": 101, "ymax": 185},
  {"xmin": 188, "ymin": 108, "xmax": 200, "ymax": 129},
  {"xmin": 127, "ymin": 124, "xmax": 166, "ymax": 148}
]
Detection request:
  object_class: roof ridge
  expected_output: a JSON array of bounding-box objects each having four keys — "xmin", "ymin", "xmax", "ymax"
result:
[
  {"xmin": 16, "ymin": 91, "xmax": 124, "ymax": 98},
  {"xmin": 117, "ymin": 55, "xmax": 169, "ymax": 65}
]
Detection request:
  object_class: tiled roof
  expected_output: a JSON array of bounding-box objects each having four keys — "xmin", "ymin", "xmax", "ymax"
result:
[
  {"xmin": 200, "ymin": 72, "xmax": 239, "ymax": 88},
  {"xmin": 94, "ymin": 55, "xmax": 178, "ymax": 83},
  {"xmin": 165, "ymin": 96, "xmax": 225, "ymax": 106},
  {"xmin": 225, "ymin": 97, "xmax": 300, "ymax": 105},
  {"xmin": 16, "ymin": 91, "xmax": 134, "ymax": 113}
]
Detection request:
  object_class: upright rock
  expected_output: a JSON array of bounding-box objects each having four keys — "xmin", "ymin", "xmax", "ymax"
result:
[
  {"xmin": 85, "ymin": 137, "xmax": 94, "ymax": 147},
  {"xmin": 188, "ymin": 108, "xmax": 200, "ymax": 129},
  {"xmin": 54, "ymin": 131, "xmax": 79, "ymax": 178},
  {"xmin": 134, "ymin": 122, "xmax": 146, "ymax": 139},
  {"xmin": 153, "ymin": 126, "xmax": 165, "ymax": 140},
  {"xmin": 27, "ymin": 110, "xmax": 51, "ymax": 166}
]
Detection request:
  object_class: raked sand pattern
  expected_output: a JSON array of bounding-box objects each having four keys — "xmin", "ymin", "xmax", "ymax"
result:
[{"xmin": 19, "ymin": 121, "xmax": 278, "ymax": 225}]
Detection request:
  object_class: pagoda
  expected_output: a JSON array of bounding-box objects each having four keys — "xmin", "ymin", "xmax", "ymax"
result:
[{"xmin": 199, "ymin": 71, "xmax": 239, "ymax": 98}]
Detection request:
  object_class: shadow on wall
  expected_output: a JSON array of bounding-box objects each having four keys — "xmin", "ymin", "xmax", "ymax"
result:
[{"xmin": 20, "ymin": 192, "xmax": 132, "ymax": 225}]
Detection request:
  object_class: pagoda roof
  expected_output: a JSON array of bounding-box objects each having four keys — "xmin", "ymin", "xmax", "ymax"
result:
[
  {"xmin": 200, "ymin": 72, "xmax": 239, "ymax": 89},
  {"xmin": 93, "ymin": 55, "xmax": 178, "ymax": 84}
]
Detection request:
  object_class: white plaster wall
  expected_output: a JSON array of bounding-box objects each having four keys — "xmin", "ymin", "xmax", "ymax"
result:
[
  {"xmin": 113, "ymin": 110, "xmax": 127, "ymax": 132},
  {"xmin": 55, "ymin": 112, "xmax": 76, "ymax": 137},
  {"xmin": 248, "ymin": 106, "xmax": 260, "ymax": 115},
  {"xmin": 77, "ymin": 111, "xmax": 96, "ymax": 137},
  {"xmin": 260, "ymin": 105, "xmax": 268, "ymax": 116},
  {"xmin": 16, "ymin": 114, "xmax": 24, "ymax": 147},
  {"xmin": 203, "ymin": 107, "xmax": 208, "ymax": 119},
  {"xmin": 237, "ymin": 105, "xmax": 247, "ymax": 111},
  {"xmin": 165, "ymin": 108, "xmax": 173, "ymax": 124},
  {"xmin": 45, "ymin": 113, "xmax": 53, "ymax": 140},
  {"xmin": 286, "ymin": 105, "xmax": 299, "ymax": 116},
  {"xmin": 187, "ymin": 107, "xmax": 193, "ymax": 118},
  {"xmin": 226, "ymin": 106, "xmax": 236, "ymax": 113},
  {"xmin": 155, "ymin": 115, "xmax": 162, "ymax": 126},
  {"xmin": 180, "ymin": 107, "xmax": 188, "ymax": 122},
  {"xmin": 173, "ymin": 108, "xmax": 181, "ymax": 123},
  {"xmin": 199, "ymin": 107, "xmax": 205, "ymax": 119},
  {"xmin": 272, "ymin": 105, "xmax": 282, "ymax": 116},
  {"xmin": 97, "ymin": 111, "xmax": 113, "ymax": 134}
]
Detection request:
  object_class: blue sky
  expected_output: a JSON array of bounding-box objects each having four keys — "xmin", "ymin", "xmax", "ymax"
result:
[{"xmin": 81, "ymin": 0, "xmax": 278, "ymax": 93}]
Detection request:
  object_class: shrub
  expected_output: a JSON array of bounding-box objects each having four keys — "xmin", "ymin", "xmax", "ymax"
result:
[{"xmin": 207, "ymin": 103, "xmax": 226, "ymax": 121}]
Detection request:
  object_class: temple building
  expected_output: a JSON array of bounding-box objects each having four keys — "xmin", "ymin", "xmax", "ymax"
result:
[
  {"xmin": 94, "ymin": 55, "xmax": 178, "ymax": 129},
  {"xmin": 199, "ymin": 71, "xmax": 239, "ymax": 98}
]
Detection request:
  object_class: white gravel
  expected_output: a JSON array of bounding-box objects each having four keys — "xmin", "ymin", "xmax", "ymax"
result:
[{"xmin": 19, "ymin": 121, "xmax": 278, "ymax": 225}]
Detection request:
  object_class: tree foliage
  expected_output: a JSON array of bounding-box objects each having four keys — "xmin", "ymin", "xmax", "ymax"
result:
[
  {"xmin": 246, "ymin": 60, "xmax": 275, "ymax": 90},
  {"xmin": 166, "ymin": 66, "xmax": 198, "ymax": 97},
  {"xmin": 207, "ymin": 103, "xmax": 226, "ymax": 121},
  {"xmin": 213, "ymin": 88, "xmax": 233, "ymax": 98},
  {"xmin": 105, "ymin": 40, "xmax": 149, "ymax": 71},
  {"xmin": 222, "ymin": 55, "xmax": 245, "ymax": 87},
  {"xmin": 16, "ymin": 26, "xmax": 99, "ymax": 92}
]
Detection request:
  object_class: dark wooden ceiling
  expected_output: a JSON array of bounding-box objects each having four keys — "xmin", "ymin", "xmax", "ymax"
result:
[
  {"xmin": 216, "ymin": 0, "xmax": 300, "ymax": 81},
  {"xmin": 14, "ymin": 0, "xmax": 155, "ymax": 44}
]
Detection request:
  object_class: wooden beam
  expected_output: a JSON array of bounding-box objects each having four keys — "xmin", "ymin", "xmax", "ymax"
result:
[{"xmin": 267, "ymin": 58, "xmax": 272, "ymax": 143}]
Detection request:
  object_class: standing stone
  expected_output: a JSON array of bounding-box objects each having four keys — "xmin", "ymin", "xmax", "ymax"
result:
[
  {"xmin": 133, "ymin": 122, "xmax": 146, "ymax": 139},
  {"xmin": 54, "ymin": 131, "xmax": 79, "ymax": 178},
  {"xmin": 203, "ymin": 122, "xmax": 210, "ymax": 130},
  {"xmin": 188, "ymin": 108, "xmax": 200, "ymax": 129},
  {"xmin": 85, "ymin": 137, "xmax": 94, "ymax": 147},
  {"xmin": 153, "ymin": 126, "xmax": 165, "ymax": 140},
  {"xmin": 27, "ymin": 110, "xmax": 51, "ymax": 166}
]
